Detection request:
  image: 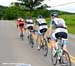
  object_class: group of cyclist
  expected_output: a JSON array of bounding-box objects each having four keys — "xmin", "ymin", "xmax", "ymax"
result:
[{"xmin": 16, "ymin": 12, "xmax": 69, "ymax": 56}]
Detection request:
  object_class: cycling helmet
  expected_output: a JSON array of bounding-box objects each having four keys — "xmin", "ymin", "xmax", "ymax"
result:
[
  {"xmin": 51, "ymin": 12, "xmax": 58, "ymax": 17},
  {"xmin": 18, "ymin": 18, "xmax": 24, "ymax": 22},
  {"xmin": 38, "ymin": 15, "xmax": 43, "ymax": 19},
  {"xmin": 27, "ymin": 16, "xmax": 32, "ymax": 19}
]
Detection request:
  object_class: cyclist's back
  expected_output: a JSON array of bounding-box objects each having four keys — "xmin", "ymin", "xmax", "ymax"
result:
[
  {"xmin": 16, "ymin": 17, "xmax": 25, "ymax": 36},
  {"xmin": 51, "ymin": 17, "xmax": 67, "ymax": 29},
  {"xmin": 36, "ymin": 15, "xmax": 48, "ymax": 34},
  {"xmin": 26, "ymin": 16, "xmax": 34, "ymax": 30},
  {"xmin": 17, "ymin": 17, "xmax": 24, "ymax": 27},
  {"xmin": 50, "ymin": 16, "xmax": 68, "ymax": 39}
]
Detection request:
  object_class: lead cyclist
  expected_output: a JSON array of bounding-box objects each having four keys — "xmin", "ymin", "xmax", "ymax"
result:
[{"xmin": 48, "ymin": 12, "xmax": 69, "ymax": 55}]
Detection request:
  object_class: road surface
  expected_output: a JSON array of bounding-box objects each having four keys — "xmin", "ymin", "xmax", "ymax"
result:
[{"xmin": 0, "ymin": 20, "xmax": 75, "ymax": 66}]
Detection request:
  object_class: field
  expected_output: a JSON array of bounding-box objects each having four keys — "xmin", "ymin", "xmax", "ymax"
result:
[{"xmin": 46, "ymin": 14, "xmax": 75, "ymax": 34}]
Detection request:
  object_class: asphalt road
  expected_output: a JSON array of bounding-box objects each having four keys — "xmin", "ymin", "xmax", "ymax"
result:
[{"xmin": 0, "ymin": 20, "xmax": 75, "ymax": 66}]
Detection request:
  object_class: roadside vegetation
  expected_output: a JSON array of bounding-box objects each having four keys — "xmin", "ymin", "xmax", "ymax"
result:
[{"xmin": 0, "ymin": 5, "xmax": 75, "ymax": 34}]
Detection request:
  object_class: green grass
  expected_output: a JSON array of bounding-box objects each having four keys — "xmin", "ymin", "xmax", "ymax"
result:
[
  {"xmin": 45, "ymin": 14, "xmax": 75, "ymax": 34},
  {"xmin": 60, "ymin": 15, "xmax": 75, "ymax": 25},
  {"xmin": 67, "ymin": 25, "xmax": 75, "ymax": 34}
]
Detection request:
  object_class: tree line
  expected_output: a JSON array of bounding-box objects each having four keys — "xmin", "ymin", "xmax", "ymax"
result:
[{"xmin": 0, "ymin": 0, "xmax": 74, "ymax": 20}]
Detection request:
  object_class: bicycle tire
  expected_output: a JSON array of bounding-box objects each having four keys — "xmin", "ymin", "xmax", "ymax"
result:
[
  {"xmin": 29, "ymin": 34, "xmax": 34, "ymax": 48},
  {"xmin": 51, "ymin": 48, "xmax": 57, "ymax": 65},
  {"xmin": 42, "ymin": 39, "xmax": 48, "ymax": 56},
  {"xmin": 61, "ymin": 50, "xmax": 71, "ymax": 66},
  {"xmin": 20, "ymin": 33, "xmax": 24, "ymax": 40}
]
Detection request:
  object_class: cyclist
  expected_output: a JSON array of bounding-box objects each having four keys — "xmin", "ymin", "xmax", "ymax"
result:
[
  {"xmin": 36, "ymin": 15, "xmax": 48, "ymax": 50},
  {"xmin": 16, "ymin": 16, "xmax": 25, "ymax": 36},
  {"xmin": 25, "ymin": 16, "xmax": 35, "ymax": 41},
  {"xmin": 48, "ymin": 12, "xmax": 68, "ymax": 55}
]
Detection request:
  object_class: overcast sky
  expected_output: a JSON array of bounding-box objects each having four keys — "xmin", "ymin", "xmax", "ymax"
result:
[{"xmin": 0, "ymin": 0, "xmax": 75, "ymax": 13}]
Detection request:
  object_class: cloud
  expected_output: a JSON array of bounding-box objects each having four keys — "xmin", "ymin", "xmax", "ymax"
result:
[
  {"xmin": 0, "ymin": 0, "xmax": 17, "ymax": 6},
  {"xmin": 43, "ymin": 0, "xmax": 75, "ymax": 13}
]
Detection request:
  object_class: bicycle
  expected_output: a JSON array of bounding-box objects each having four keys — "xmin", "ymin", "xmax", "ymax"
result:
[
  {"xmin": 27, "ymin": 27, "xmax": 34, "ymax": 48},
  {"xmin": 51, "ymin": 37, "xmax": 71, "ymax": 66},
  {"xmin": 36, "ymin": 29, "xmax": 48, "ymax": 56}
]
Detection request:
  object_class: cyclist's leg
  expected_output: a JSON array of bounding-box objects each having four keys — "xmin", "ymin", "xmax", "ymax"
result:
[
  {"xmin": 27, "ymin": 26, "xmax": 31, "ymax": 37},
  {"xmin": 43, "ymin": 28, "xmax": 47, "ymax": 39},
  {"xmin": 51, "ymin": 32, "xmax": 57, "ymax": 49},
  {"xmin": 63, "ymin": 44, "xmax": 68, "ymax": 52},
  {"xmin": 49, "ymin": 32, "xmax": 59, "ymax": 56},
  {"xmin": 20, "ymin": 26, "xmax": 23, "ymax": 35},
  {"xmin": 30, "ymin": 26, "xmax": 36, "ymax": 40},
  {"xmin": 18, "ymin": 26, "xmax": 21, "ymax": 36},
  {"xmin": 62, "ymin": 32, "xmax": 68, "ymax": 52},
  {"xmin": 36, "ymin": 29, "xmax": 42, "ymax": 49},
  {"xmin": 33, "ymin": 23, "xmax": 38, "ymax": 39}
]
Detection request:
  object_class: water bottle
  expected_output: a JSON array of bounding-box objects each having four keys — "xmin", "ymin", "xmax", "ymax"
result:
[{"xmin": 57, "ymin": 48, "xmax": 62, "ymax": 59}]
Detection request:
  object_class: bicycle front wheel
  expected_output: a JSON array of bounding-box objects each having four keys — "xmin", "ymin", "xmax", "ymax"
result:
[{"xmin": 61, "ymin": 50, "xmax": 71, "ymax": 66}]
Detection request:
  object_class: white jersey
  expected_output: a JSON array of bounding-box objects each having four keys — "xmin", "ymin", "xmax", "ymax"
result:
[
  {"xmin": 36, "ymin": 18, "xmax": 48, "ymax": 30},
  {"xmin": 50, "ymin": 17, "xmax": 68, "ymax": 33},
  {"xmin": 26, "ymin": 19, "xmax": 34, "ymax": 27}
]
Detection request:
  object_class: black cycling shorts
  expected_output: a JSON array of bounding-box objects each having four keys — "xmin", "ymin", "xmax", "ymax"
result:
[
  {"xmin": 28, "ymin": 26, "xmax": 33, "ymax": 30},
  {"xmin": 19, "ymin": 24, "xmax": 24, "ymax": 27},
  {"xmin": 40, "ymin": 28, "xmax": 47, "ymax": 33},
  {"xmin": 55, "ymin": 32, "xmax": 68, "ymax": 39}
]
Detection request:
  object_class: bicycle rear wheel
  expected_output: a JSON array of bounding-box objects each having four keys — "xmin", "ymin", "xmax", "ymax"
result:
[
  {"xmin": 61, "ymin": 50, "xmax": 71, "ymax": 66},
  {"xmin": 42, "ymin": 39, "xmax": 48, "ymax": 56},
  {"xmin": 20, "ymin": 33, "xmax": 24, "ymax": 40},
  {"xmin": 29, "ymin": 34, "xmax": 34, "ymax": 48},
  {"xmin": 51, "ymin": 48, "xmax": 57, "ymax": 65}
]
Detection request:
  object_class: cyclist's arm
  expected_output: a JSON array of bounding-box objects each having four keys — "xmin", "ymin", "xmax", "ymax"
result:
[
  {"xmin": 48, "ymin": 21, "xmax": 53, "ymax": 37},
  {"xmin": 48, "ymin": 27, "xmax": 52, "ymax": 37}
]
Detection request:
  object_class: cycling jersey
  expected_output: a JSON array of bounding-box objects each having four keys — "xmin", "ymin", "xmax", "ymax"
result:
[
  {"xmin": 50, "ymin": 18, "xmax": 67, "ymax": 29},
  {"xmin": 36, "ymin": 18, "xmax": 48, "ymax": 35},
  {"xmin": 50, "ymin": 17, "xmax": 68, "ymax": 41},
  {"xmin": 25, "ymin": 19, "xmax": 34, "ymax": 29},
  {"xmin": 36, "ymin": 18, "xmax": 48, "ymax": 30},
  {"xmin": 17, "ymin": 18, "xmax": 24, "ymax": 26}
]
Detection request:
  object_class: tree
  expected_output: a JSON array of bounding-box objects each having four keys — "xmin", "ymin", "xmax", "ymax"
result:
[{"xmin": 16, "ymin": 0, "xmax": 47, "ymax": 16}]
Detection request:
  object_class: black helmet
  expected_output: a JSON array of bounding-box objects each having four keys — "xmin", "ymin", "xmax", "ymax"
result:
[
  {"xmin": 51, "ymin": 12, "xmax": 58, "ymax": 17},
  {"xmin": 38, "ymin": 15, "xmax": 43, "ymax": 18},
  {"xmin": 27, "ymin": 16, "xmax": 32, "ymax": 19}
]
